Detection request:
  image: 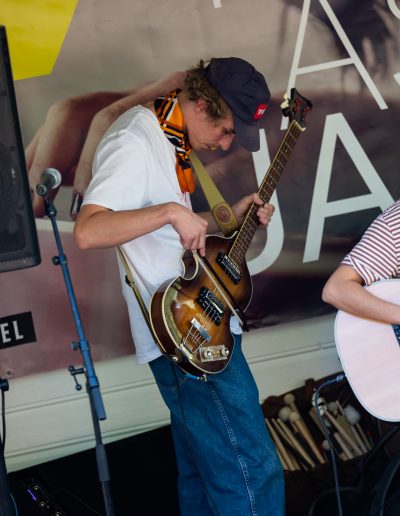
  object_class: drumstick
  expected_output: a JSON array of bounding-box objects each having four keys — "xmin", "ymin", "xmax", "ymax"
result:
[
  {"xmin": 276, "ymin": 448, "xmax": 290, "ymax": 471},
  {"xmin": 280, "ymin": 408, "xmax": 320, "ymax": 465},
  {"xmin": 321, "ymin": 408, "xmax": 363, "ymax": 456},
  {"xmin": 275, "ymin": 418, "xmax": 316, "ymax": 468},
  {"xmin": 283, "ymin": 393, "xmax": 302, "ymax": 417},
  {"xmin": 333, "ymin": 432, "xmax": 354, "ymax": 460},
  {"xmin": 265, "ymin": 418, "xmax": 296, "ymax": 471},
  {"xmin": 329, "ymin": 401, "xmax": 353, "ymax": 436},
  {"xmin": 356, "ymin": 423, "xmax": 372, "ymax": 449},
  {"xmin": 312, "ymin": 406, "xmax": 348, "ymax": 458},
  {"xmin": 329, "ymin": 401, "xmax": 367, "ymax": 453},
  {"xmin": 336, "ymin": 415, "xmax": 357, "ymax": 441},
  {"xmin": 337, "ymin": 403, "xmax": 368, "ymax": 454},
  {"xmin": 323, "ymin": 439, "xmax": 347, "ymax": 462},
  {"xmin": 281, "ymin": 399, "xmax": 325, "ymax": 463},
  {"xmin": 286, "ymin": 407, "xmax": 325, "ymax": 463},
  {"xmin": 278, "ymin": 406, "xmax": 292, "ymax": 424},
  {"xmin": 349, "ymin": 425, "xmax": 368, "ymax": 454},
  {"xmin": 270, "ymin": 420, "xmax": 301, "ymax": 470},
  {"xmin": 289, "ymin": 412, "xmax": 326, "ymax": 464},
  {"xmin": 336, "ymin": 418, "xmax": 366, "ymax": 454},
  {"xmin": 328, "ymin": 401, "xmax": 339, "ymax": 417},
  {"xmin": 330, "ymin": 402, "xmax": 355, "ymax": 437},
  {"xmin": 309, "ymin": 407, "xmax": 326, "ymax": 435}
]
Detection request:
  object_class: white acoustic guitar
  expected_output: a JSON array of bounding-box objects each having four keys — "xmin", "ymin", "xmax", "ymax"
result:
[{"xmin": 335, "ymin": 278, "xmax": 400, "ymax": 422}]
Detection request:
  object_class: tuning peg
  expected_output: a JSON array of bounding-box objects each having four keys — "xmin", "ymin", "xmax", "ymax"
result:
[{"xmin": 280, "ymin": 92, "xmax": 290, "ymax": 110}]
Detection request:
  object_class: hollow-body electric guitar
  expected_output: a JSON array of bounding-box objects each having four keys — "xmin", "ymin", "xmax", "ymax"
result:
[
  {"xmin": 335, "ymin": 278, "xmax": 400, "ymax": 422},
  {"xmin": 150, "ymin": 89, "xmax": 312, "ymax": 374}
]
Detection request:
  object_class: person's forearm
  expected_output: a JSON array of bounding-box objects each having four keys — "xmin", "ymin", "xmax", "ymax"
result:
[
  {"xmin": 74, "ymin": 202, "xmax": 176, "ymax": 250},
  {"xmin": 323, "ymin": 278, "xmax": 400, "ymax": 324}
]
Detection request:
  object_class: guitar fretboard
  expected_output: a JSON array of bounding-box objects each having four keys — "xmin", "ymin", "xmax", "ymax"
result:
[{"xmin": 229, "ymin": 120, "xmax": 303, "ymax": 266}]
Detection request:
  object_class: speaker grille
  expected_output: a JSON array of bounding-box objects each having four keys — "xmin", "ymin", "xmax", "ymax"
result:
[{"xmin": 0, "ymin": 25, "xmax": 40, "ymax": 273}]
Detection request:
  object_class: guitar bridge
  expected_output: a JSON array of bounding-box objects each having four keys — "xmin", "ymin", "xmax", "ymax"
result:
[
  {"xmin": 180, "ymin": 318, "xmax": 211, "ymax": 358},
  {"xmin": 180, "ymin": 319, "xmax": 228, "ymax": 363},
  {"xmin": 190, "ymin": 317, "xmax": 211, "ymax": 342}
]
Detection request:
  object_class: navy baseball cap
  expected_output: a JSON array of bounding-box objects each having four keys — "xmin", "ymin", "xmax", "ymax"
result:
[{"xmin": 204, "ymin": 57, "xmax": 270, "ymax": 152}]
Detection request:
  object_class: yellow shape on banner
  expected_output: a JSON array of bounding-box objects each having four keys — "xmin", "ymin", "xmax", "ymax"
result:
[{"xmin": 0, "ymin": 0, "xmax": 78, "ymax": 80}]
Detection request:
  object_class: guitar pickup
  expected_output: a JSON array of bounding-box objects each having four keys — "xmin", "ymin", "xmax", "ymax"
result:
[
  {"xmin": 217, "ymin": 252, "xmax": 242, "ymax": 285},
  {"xmin": 195, "ymin": 287, "xmax": 225, "ymax": 325}
]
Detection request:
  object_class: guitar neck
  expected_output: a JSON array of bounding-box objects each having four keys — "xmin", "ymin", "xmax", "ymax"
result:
[{"xmin": 229, "ymin": 119, "xmax": 304, "ymax": 265}]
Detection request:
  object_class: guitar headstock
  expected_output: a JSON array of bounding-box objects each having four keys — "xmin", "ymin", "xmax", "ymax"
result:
[{"xmin": 280, "ymin": 88, "xmax": 312, "ymax": 130}]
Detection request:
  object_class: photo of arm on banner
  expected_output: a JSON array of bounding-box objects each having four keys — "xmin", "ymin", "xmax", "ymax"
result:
[{"xmin": 26, "ymin": 71, "xmax": 186, "ymax": 218}]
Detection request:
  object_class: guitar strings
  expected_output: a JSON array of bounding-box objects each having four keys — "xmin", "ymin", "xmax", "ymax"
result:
[{"xmin": 182, "ymin": 285, "xmax": 225, "ymax": 354}]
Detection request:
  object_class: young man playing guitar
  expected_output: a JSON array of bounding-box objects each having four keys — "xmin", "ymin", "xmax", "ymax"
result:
[{"xmin": 74, "ymin": 57, "xmax": 285, "ymax": 515}]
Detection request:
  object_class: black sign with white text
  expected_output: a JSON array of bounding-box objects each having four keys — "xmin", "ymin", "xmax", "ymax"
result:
[{"xmin": 0, "ymin": 312, "xmax": 36, "ymax": 349}]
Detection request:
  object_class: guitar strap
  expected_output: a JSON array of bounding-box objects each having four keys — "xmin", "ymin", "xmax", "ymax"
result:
[
  {"xmin": 117, "ymin": 246, "xmax": 189, "ymax": 367},
  {"xmin": 189, "ymin": 151, "xmax": 239, "ymax": 235},
  {"xmin": 117, "ymin": 153, "xmax": 237, "ymax": 362},
  {"xmin": 116, "ymin": 246, "xmax": 158, "ymax": 342}
]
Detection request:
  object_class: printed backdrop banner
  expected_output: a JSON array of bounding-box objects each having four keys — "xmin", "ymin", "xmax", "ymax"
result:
[{"xmin": 0, "ymin": 0, "xmax": 399, "ymax": 377}]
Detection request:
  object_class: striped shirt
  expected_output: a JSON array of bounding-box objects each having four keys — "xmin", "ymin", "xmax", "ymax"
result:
[{"xmin": 342, "ymin": 200, "xmax": 400, "ymax": 285}]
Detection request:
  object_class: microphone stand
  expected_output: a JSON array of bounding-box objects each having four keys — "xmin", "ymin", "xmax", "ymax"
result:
[{"xmin": 40, "ymin": 190, "xmax": 115, "ymax": 516}]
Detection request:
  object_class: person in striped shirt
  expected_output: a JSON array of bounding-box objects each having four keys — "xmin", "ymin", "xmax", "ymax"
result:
[{"xmin": 322, "ymin": 199, "xmax": 400, "ymax": 323}]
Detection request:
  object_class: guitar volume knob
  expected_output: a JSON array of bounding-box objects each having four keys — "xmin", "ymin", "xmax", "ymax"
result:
[{"xmin": 203, "ymin": 349, "xmax": 213, "ymax": 359}]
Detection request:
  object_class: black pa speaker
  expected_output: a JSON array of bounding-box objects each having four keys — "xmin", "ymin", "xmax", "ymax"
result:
[{"xmin": 0, "ymin": 25, "xmax": 40, "ymax": 273}]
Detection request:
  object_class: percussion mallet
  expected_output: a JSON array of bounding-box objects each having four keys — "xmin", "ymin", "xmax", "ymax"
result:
[
  {"xmin": 321, "ymin": 406, "xmax": 363, "ymax": 456},
  {"xmin": 343, "ymin": 404, "xmax": 372, "ymax": 451},
  {"xmin": 275, "ymin": 418, "xmax": 316, "ymax": 468},
  {"xmin": 265, "ymin": 418, "xmax": 296, "ymax": 471},
  {"xmin": 289, "ymin": 411, "xmax": 326, "ymax": 464}
]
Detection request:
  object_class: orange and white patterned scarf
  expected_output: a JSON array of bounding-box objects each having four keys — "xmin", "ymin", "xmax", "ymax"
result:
[{"xmin": 154, "ymin": 90, "xmax": 195, "ymax": 194}]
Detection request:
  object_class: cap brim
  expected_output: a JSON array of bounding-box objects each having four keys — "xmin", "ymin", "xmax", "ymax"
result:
[{"xmin": 233, "ymin": 115, "xmax": 260, "ymax": 152}]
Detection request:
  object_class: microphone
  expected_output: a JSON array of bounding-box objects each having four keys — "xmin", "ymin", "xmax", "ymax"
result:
[{"xmin": 36, "ymin": 168, "xmax": 62, "ymax": 196}]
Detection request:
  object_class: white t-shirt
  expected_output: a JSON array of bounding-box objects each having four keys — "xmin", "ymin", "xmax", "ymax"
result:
[
  {"xmin": 83, "ymin": 104, "xmax": 241, "ymax": 363},
  {"xmin": 82, "ymin": 106, "xmax": 191, "ymax": 363}
]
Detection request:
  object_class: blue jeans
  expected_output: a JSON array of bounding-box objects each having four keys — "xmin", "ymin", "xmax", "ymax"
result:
[{"xmin": 149, "ymin": 335, "xmax": 285, "ymax": 516}]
